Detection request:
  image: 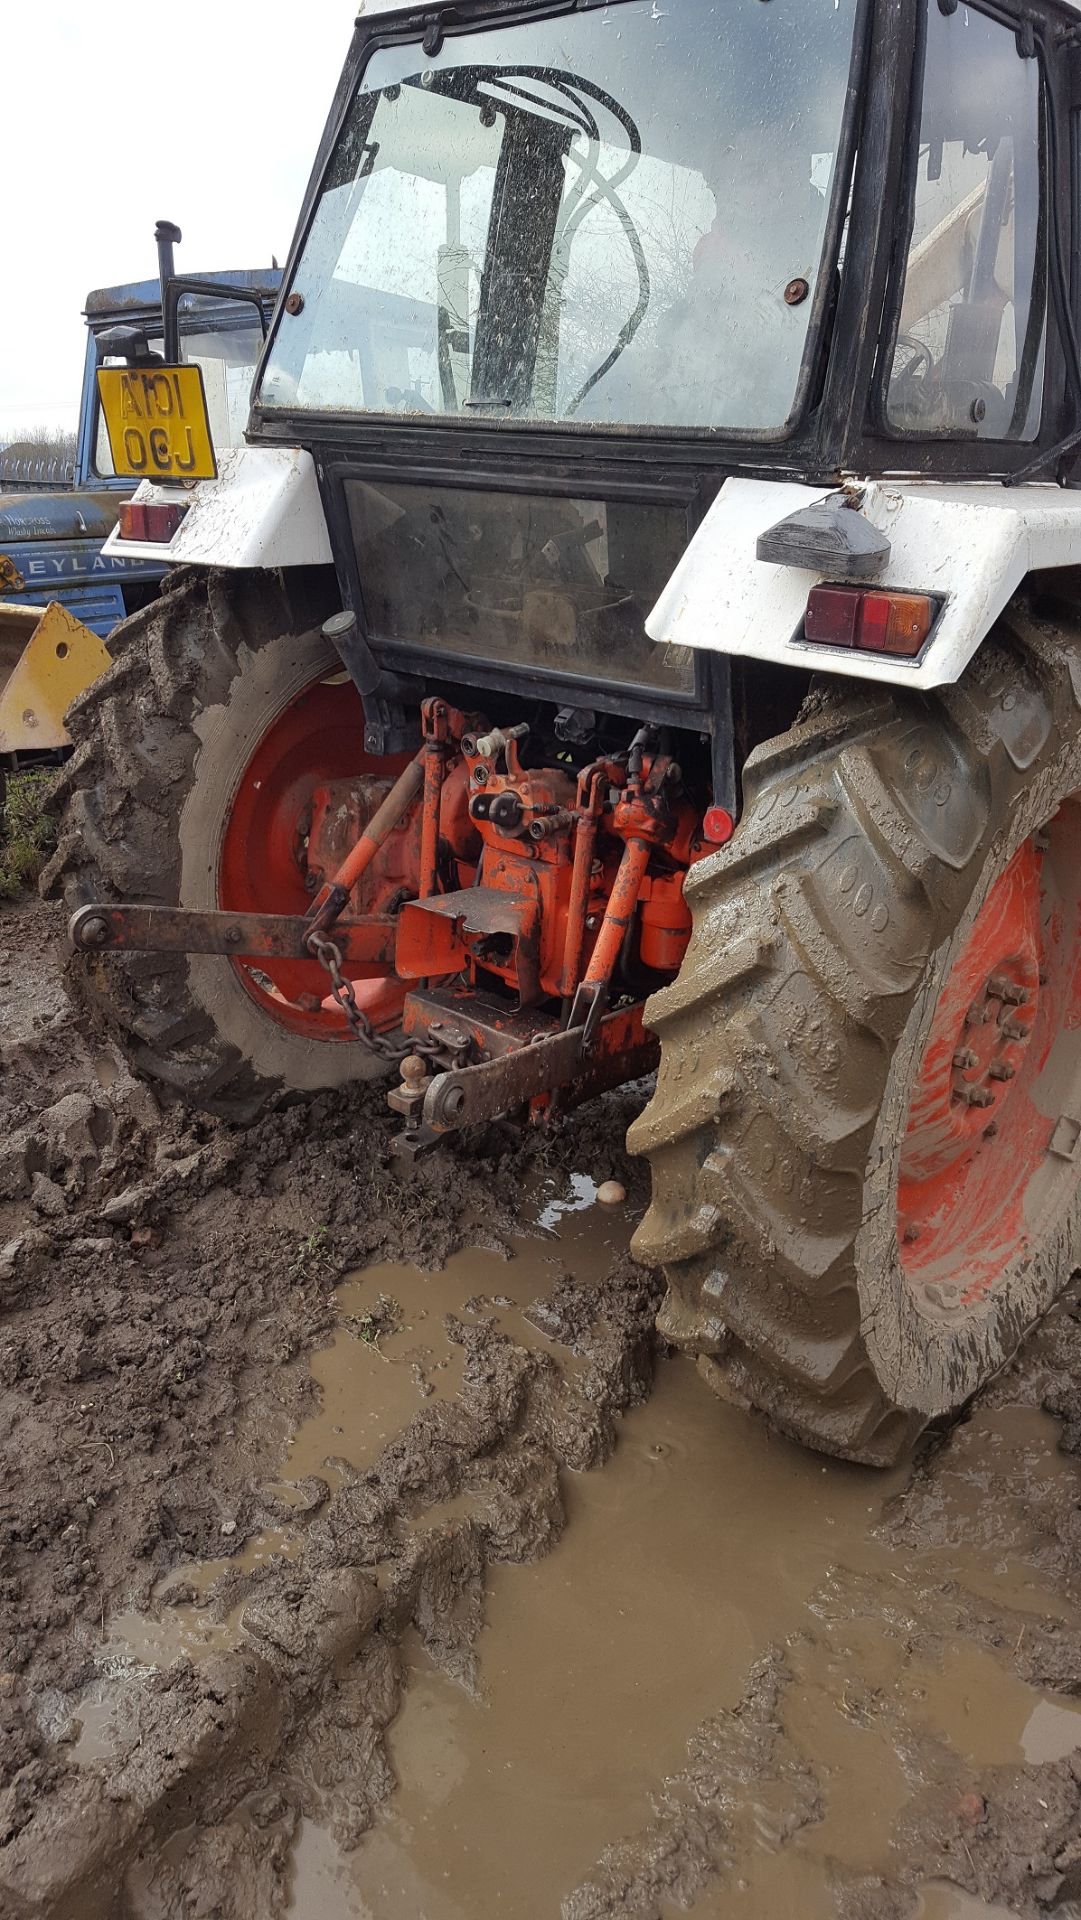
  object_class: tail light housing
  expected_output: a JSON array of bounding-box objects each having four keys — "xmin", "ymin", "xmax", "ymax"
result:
[
  {"xmin": 118, "ymin": 500, "xmax": 188, "ymax": 543},
  {"xmin": 804, "ymin": 584, "xmax": 938, "ymax": 658}
]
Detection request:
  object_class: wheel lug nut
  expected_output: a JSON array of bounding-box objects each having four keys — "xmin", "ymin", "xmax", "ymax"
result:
[
  {"xmin": 962, "ymin": 1086, "xmax": 995, "ymax": 1108},
  {"xmin": 988, "ymin": 1061, "xmax": 1015, "ymax": 1081},
  {"xmin": 1002, "ymin": 1019, "xmax": 1029, "ymax": 1042},
  {"xmin": 983, "ymin": 1120, "xmax": 999, "ymax": 1138},
  {"xmin": 990, "ymin": 975, "xmax": 1029, "ymax": 1006},
  {"xmin": 903, "ymin": 1223, "xmax": 921, "ymax": 1243},
  {"xmin": 953, "ymin": 1048, "xmax": 978, "ymax": 1069},
  {"xmin": 987, "ymin": 975, "xmax": 1027, "ymax": 1004}
]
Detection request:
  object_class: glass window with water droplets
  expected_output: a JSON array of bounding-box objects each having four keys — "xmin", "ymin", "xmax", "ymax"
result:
[
  {"xmin": 886, "ymin": 2, "xmax": 1044, "ymax": 441},
  {"xmin": 258, "ymin": 0, "xmax": 859, "ymax": 434}
]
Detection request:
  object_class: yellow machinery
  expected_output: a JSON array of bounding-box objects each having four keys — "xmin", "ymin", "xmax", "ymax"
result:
[{"xmin": 0, "ymin": 601, "xmax": 111, "ymax": 758}]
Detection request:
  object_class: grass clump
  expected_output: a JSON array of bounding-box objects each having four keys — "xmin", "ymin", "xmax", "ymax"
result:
[{"xmin": 0, "ymin": 769, "xmax": 57, "ymax": 899}]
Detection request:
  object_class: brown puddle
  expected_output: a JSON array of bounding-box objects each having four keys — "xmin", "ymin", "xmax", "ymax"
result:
[
  {"xmin": 286, "ymin": 1360, "xmax": 909, "ymax": 1917},
  {"xmin": 281, "ymin": 1311, "xmax": 1081, "ymax": 1916},
  {"xmin": 69, "ymin": 1177, "xmax": 628, "ymax": 1750},
  {"xmin": 68, "ymin": 1169, "xmax": 1081, "ymax": 1917},
  {"xmin": 281, "ymin": 1175, "xmax": 625, "ymax": 1495},
  {"xmin": 915, "ymin": 1891, "xmax": 1020, "ymax": 1920}
]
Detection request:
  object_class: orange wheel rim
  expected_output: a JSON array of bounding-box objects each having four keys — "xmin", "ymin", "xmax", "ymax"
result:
[
  {"xmin": 896, "ymin": 805, "xmax": 1081, "ymax": 1310},
  {"xmin": 216, "ymin": 671, "xmax": 408, "ymax": 1039}
]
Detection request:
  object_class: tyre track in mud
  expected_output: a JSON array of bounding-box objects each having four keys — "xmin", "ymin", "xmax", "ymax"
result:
[
  {"xmin": 7, "ymin": 898, "xmax": 1081, "ymax": 1917},
  {"xmin": 0, "ymin": 899, "xmax": 657, "ymax": 1917}
]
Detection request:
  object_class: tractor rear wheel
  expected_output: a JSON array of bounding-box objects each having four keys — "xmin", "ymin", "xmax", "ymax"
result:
[
  {"xmin": 630, "ymin": 595, "xmax": 1081, "ymax": 1464},
  {"xmin": 42, "ymin": 569, "xmax": 396, "ymax": 1120}
]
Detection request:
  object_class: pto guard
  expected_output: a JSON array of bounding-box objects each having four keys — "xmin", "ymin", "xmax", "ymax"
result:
[
  {"xmin": 0, "ymin": 601, "xmax": 113, "ymax": 755},
  {"xmin": 100, "ymin": 447, "xmax": 333, "ymax": 571},
  {"xmin": 647, "ymin": 476, "xmax": 1081, "ymax": 691}
]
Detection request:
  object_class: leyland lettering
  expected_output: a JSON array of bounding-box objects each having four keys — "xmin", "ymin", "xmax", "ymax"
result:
[{"xmin": 96, "ymin": 364, "xmax": 217, "ymax": 481}]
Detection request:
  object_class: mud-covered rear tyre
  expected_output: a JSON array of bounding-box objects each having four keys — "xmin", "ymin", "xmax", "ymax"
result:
[
  {"xmin": 40, "ymin": 566, "xmax": 378, "ymax": 1122},
  {"xmin": 629, "ymin": 593, "xmax": 1081, "ymax": 1465}
]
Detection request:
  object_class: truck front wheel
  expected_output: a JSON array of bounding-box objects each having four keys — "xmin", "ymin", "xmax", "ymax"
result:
[{"xmin": 630, "ymin": 595, "xmax": 1081, "ymax": 1463}]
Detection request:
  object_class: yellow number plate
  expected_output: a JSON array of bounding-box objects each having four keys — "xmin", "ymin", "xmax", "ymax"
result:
[{"xmin": 96, "ymin": 364, "xmax": 217, "ymax": 481}]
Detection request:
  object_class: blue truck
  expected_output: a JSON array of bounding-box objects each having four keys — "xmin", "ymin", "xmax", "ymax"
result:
[{"xmin": 0, "ymin": 266, "xmax": 281, "ymax": 638}]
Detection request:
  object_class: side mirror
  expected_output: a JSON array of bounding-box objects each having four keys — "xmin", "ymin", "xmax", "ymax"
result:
[{"xmin": 96, "ymin": 325, "xmax": 163, "ymax": 368}]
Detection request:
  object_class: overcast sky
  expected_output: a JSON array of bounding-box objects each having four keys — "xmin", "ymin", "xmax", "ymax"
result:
[{"xmin": 0, "ymin": 2, "xmax": 357, "ymax": 443}]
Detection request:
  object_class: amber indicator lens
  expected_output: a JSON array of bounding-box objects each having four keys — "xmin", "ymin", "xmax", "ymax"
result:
[{"xmin": 804, "ymin": 584, "xmax": 936, "ymax": 657}]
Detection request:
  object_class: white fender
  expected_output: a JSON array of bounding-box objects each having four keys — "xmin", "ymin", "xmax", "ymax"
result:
[
  {"xmin": 101, "ymin": 447, "xmax": 333, "ymax": 570},
  {"xmin": 647, "ymin": 477, "xmax": 1081, "ymax": 691}
]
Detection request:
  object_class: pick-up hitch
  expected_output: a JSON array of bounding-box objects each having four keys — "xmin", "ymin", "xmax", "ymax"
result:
[
  {"xmin": 66, "ymin": 904, "xmax": 659, "ymax": 1156},
  {"xmin": 387, "ymin": 992, "xmax": 657, "ymax": 1161}
]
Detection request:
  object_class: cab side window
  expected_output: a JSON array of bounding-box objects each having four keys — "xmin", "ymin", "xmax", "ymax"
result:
[{"xmin": 886, "ymin": 2, "xmax": 1044, "ymax": 440}]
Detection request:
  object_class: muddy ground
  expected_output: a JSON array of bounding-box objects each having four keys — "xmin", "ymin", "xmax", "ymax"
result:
[{"xmin": 3, "ymin": 895, "xmax": 1081, "ymax": 1918}]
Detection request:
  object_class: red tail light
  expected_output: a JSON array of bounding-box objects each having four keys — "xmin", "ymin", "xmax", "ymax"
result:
[
  {"xmin": 118, "ymin": 500, "xmax": 188, "ymax": 543},
  {"xmin": 804, "ymin": 584, "xmax": 936, "ymax": 658},
  {"xmin": 702, "ymin": 805, "xmax": 735, "ymax": 846}
]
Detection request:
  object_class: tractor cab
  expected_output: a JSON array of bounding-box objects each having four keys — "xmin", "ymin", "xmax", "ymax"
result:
[{"xmin": 228, "ymin": 0, "xmax": 1074, "ymax": 754}]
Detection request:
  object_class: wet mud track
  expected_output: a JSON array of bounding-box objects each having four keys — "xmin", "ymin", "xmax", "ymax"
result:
[{"xmin": 4, "ymin": 900, "xmax": 1081, "ymax": 1918}]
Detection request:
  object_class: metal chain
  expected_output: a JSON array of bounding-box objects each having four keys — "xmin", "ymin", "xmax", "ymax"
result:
[
  {"xmin": 306, "ymin": 932, "xmax": 473, "ymax": 1073},
  {"xmin": 305, "ymin": 932, "xmax": 418, "ymax": 1063}
]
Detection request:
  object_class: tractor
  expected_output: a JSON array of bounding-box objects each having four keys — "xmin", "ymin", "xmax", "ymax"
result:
[
  {"xmin": 0, "ymin": 238, "xmax": 281, "ymax": 806},
  {"xmin": 46, "ymin": 0, "xmax": 1081, "ymax": 1464}
]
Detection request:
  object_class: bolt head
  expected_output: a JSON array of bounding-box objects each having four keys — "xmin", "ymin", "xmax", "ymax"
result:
[{"xmin": 79, "ymin": 915, "xmax": 109, "ymax": 949}]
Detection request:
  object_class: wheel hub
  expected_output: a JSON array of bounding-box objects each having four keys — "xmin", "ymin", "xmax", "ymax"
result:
[
  {"xmin": 216, "ymin": 672, "xmax": 412, "ymax": 1040},
  {"xmin": 896, "ymin": 813, "xmax": 1081, "ymax": 1313}
]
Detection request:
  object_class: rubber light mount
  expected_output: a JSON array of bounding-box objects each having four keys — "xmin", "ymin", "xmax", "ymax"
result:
[{"xmin": 756, "ymin": 498, "xmax": 891, "ymax": 579}]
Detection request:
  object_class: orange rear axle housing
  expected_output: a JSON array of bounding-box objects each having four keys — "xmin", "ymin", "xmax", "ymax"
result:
[{"xmin": 308, "ymin": 699, "xmax": 705, "ymax": 1028}]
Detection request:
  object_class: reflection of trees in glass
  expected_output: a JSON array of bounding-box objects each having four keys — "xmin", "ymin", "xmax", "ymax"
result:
[
  {"xmin": 540, "ymin": 157, "xmax": 710, "ymax": 416},
  {"xmin": 260, "ymin": 0, "xmax": 860, "ymax": 431}
]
